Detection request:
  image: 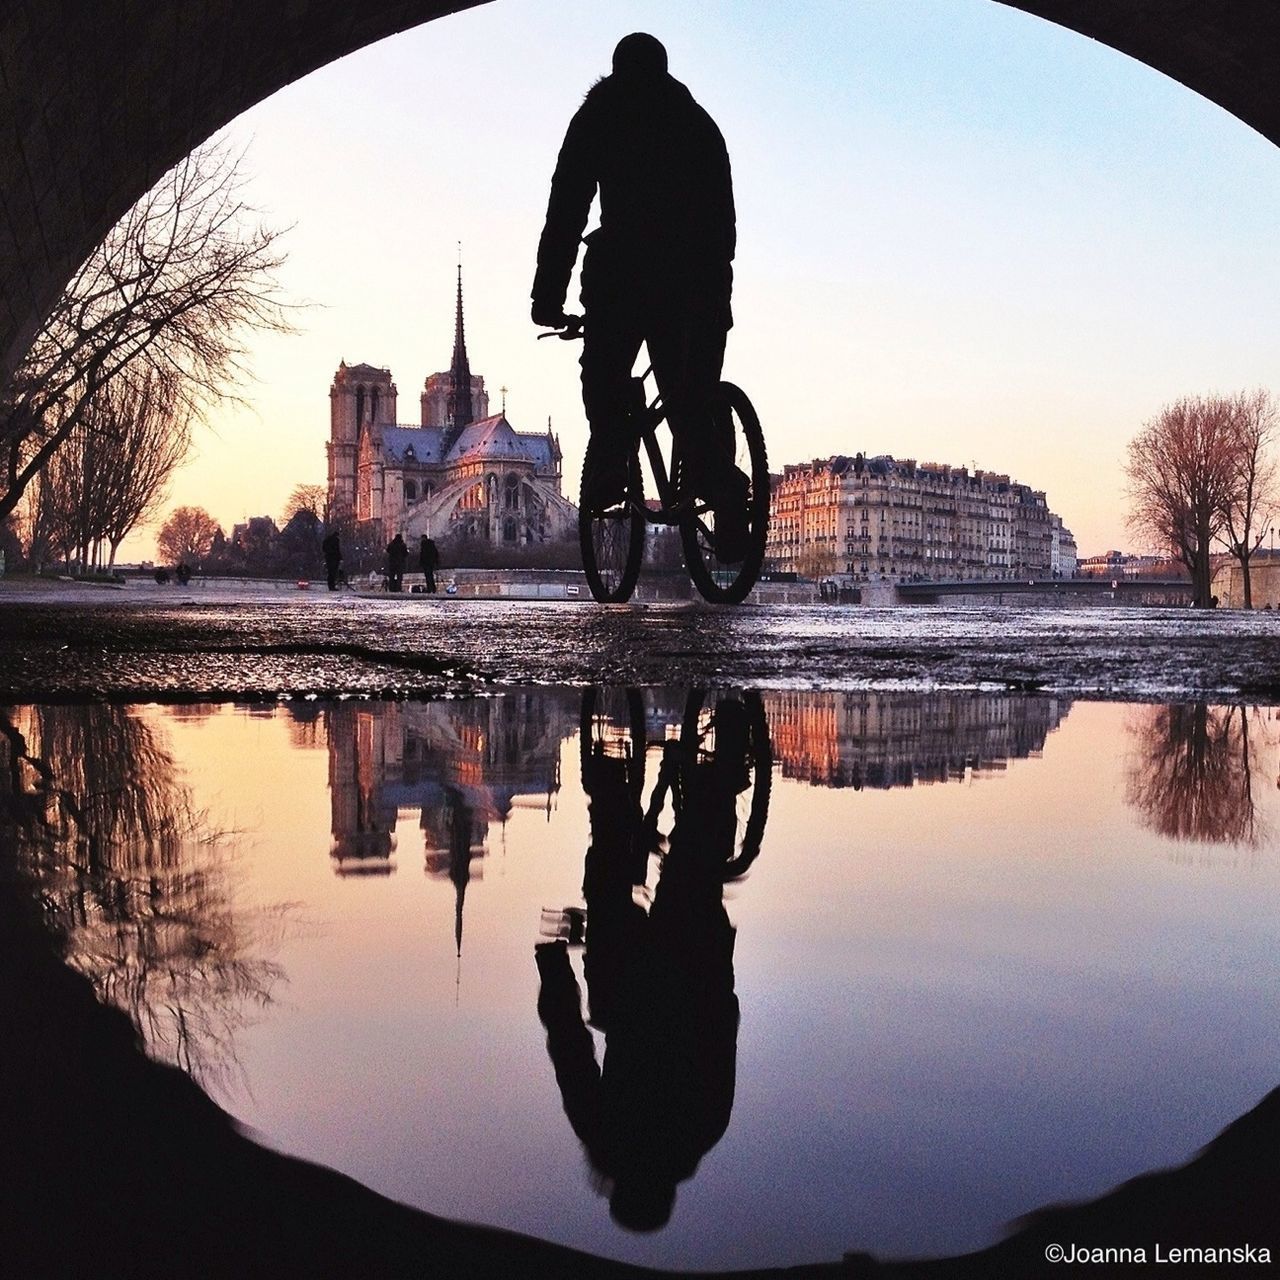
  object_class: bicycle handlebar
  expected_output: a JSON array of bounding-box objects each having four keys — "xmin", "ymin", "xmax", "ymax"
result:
[{"xmin": 537, "ymin": 316, "xmax": 584, "ymax": 341}]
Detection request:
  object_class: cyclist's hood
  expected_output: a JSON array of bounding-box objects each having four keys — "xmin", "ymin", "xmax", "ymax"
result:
[{"xmin": 583, "ymin": 68, "xmax": 695, "ymax": 111}]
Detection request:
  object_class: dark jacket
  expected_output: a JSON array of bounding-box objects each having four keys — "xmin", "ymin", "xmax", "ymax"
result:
[{"xmin": 533, "ymin": 72, "xmax": 735, "ymax": 321}]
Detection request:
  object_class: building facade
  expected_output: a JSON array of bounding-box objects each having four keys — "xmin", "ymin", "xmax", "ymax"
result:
[
  {"xmin": 762, "ymin": 690, "xmax": 1070, "ymax": 790},
  {"xmin": 766, "ymin": 453, "xmax": 1077, "ymax": 581},
  {"xmin": 327, "ymin": 271, "xmax": 576, "ymax": 548}
]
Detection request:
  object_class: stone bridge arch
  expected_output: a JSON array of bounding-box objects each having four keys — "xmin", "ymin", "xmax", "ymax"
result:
[{"xmin": 4, "ymin": 3, "xmax": 1280, "ymax": 383}]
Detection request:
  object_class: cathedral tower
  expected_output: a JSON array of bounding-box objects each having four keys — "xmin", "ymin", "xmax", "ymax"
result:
[{"xmin": 329, "ymin": 361, "xmax": 397, "ymax": 522}]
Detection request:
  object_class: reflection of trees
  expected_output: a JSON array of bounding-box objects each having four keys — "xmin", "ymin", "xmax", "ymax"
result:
[
  {"xmin": 0, "ymin": 704, "xmax": 287, "ymax": 1088},
  {"xmin": 284, "ymin": 702, "xmax": 326, "ymax": 751},
  {"xmin": 1125, "ymin": 703, "xmax": 1268, "ymax": 847}
]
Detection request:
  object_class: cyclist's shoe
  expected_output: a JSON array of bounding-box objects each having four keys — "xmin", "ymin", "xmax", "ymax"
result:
[
  {"xmin": 581, "ymin": 446, "xmax": 629, "ymax": 511},
  {"xmin": 710, "ymin": 467, "xmax": 751, "ymax": 563}
]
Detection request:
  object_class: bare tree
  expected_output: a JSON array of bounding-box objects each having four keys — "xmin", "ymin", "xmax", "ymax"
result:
[
  {"xmin": 0, "ymin": 140, "xmax": 292, "ymax": 524},
  {"xmin": 795, "ymin": 544, "xmax": 840, "ymax": 581},
  {"xmin": 1126, "ymin": 396, "xmax": 1240, "ymax": 607},
  {"xmin": 157, "ymin": 505, "xmax": 222, "ymax": 566},
  {"xmin": 1218, "ymin": 388, "xmax": 1279, "ymax": 608},
  {"xmin": 34, "ymin": 372, "xmax": 193, "ymax": 572},
  {"xmin": 38, "ymin": 424, "xmax": 96, "ymax": 570},
  {"xmin": 1, "ymin": 703, "xmax": 291, "ymax": 1088},
  {"xmin": 15, "ymin": 471, "xmax": 56, "ymax": 570},
  {"xmin": 1125, "ymin": 702, "xmax": 1265, "ymax": 848},
  {"xmin": 282, "ymin": 483, "xmax": 327, "ymax": 526}
]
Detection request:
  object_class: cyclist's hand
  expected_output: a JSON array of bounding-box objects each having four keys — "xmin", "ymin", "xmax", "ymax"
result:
[{"xmin": 532, "ymin": 301, "xmax": 570, "ymax": 328}]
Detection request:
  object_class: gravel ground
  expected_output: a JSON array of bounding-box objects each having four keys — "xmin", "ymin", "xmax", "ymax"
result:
[{"xmin": 3, "ymin": 577, "xmax": 1279, "ymax": 701}]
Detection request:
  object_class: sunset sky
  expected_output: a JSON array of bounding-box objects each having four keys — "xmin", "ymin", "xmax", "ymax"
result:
[{"xmin": 120, "ymin": 0, "xmax": 1280, "ymax": 562}]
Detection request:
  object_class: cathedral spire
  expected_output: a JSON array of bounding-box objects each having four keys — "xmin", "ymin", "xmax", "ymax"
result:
[{"xmin": 448, "ymin": 256, "xmax": 474, "ymax": 442}]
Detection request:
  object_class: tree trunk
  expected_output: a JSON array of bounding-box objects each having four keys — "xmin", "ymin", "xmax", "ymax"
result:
[
  {"xmin": 1241, "ymin": 551, "xmax": 1253, "ymax": 608},
  {"xmin": 1193, "ymin": 550, "xmax": 1211, "ymax": 608}
]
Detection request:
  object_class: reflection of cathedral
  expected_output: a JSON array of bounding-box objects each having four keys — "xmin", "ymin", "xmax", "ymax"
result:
[
  {"xmin": 326, "ymin": 269, "xmax": 576, "ymax": 547},
  {"xmin": 762, "ymin": 691, "xmax": 1070, "ymax": 788},
  {"xmin": 326, "ymin": 696, "xmax": 575, "ymax": 946}
]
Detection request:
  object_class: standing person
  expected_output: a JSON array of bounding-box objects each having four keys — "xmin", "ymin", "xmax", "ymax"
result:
[
  {"xmin": 321, "ymin": 529, "xmax": 342, "ymax": 591},
  {"xmin": 385, "ymin": 533, "xmax": 408, "ymax": 592},
  {"xmin": 418, "ymin": 533, "xmax": 439, "ymax": 594},
  {"xmin": 531, "ymin": 33, "xmax": 747, "ymax": 559}
]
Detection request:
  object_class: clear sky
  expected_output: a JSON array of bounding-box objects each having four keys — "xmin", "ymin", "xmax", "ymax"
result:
[{"xmin": 119, "ymin": 0, "xmax": 1280, "ymax": 562}]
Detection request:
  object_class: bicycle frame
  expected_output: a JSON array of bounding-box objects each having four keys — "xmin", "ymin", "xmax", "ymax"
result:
[
  {"xmin": 544, "ymin": 320, "xmax": 768, "ymax": 604},
  {"xmin": 628, "ymin": 365, "xmax": 707, "ymax": 528}
]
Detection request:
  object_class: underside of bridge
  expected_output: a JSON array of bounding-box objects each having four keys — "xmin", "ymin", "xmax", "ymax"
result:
[{"xmin": 1, "ymin": 1, "xmax": 1279, "ymax": 383}]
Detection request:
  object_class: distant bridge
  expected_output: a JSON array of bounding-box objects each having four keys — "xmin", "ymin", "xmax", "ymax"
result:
[{"xmin": 894, "ymin": 577, "xmax": 1194, "ymax": 604}]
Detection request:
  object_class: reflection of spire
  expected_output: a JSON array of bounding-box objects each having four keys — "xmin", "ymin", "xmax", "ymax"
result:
[{"xmin": 448, "ymin": 790, "xmax": 473, "ymax": 957}]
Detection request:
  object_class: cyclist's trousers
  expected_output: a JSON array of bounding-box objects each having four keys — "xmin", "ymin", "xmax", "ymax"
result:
[{"xmin": 580, "ymin": 300, "xmax": 731, "ymax": 497}]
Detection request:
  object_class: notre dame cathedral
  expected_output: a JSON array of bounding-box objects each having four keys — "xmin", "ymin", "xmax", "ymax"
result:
[{"xmin": 326, "ymin": 269, "xmax": 576, "ymax": 548}]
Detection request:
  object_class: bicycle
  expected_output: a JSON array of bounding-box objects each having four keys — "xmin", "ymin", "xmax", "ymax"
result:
[
  {"xmin": 645, "ymin": 687, "xmax": 772, "ymax": 881},
  {"xmin": 539, "ymin": 325, "xmax": 770, "ymax": 604},
  {"xmin": 541, "ymin": 685, "xmax": 772, "ymax": 948}
]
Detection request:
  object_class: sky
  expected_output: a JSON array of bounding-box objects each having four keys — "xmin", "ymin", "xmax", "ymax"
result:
[{"xmin": 119, "ymin": 0, "xmax": 1280, "ymax": 561}]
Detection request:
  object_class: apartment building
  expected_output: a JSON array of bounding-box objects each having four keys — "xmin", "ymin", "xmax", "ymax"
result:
[{"xmin": 766, "ymin": 453, "xmax": 1076, "ymax": 581}]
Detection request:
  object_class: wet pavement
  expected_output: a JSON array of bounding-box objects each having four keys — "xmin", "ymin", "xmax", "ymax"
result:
[{"xmin": 2, "ymin": 580, "xmax": 1280, "ymax": 701}]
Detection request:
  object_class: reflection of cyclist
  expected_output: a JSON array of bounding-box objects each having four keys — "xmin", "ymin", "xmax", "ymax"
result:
[
  {"xmin": 536, "ymin": 692, "xmax": 742, "ymax": 1231},
  {"xmin": 531, "ymin": 33, "xmax": 747, "ymax": 558}
]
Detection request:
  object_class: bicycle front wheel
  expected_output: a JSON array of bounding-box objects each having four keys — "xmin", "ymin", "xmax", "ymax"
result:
[
  {"xmin": 579, "ymin": 444, "xmax": 645, "ymax": 603},
  {"xmin": 579, "ymin": 686, "xmax": 648, "ymax": 802},
  {"xmin": 681, "ymin": 382, "xmax": 769, "ymax": 604}
]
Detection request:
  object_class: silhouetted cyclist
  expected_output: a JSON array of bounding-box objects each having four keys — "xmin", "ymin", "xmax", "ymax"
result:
[
  {"xmin": 532, "ymin": 32, "xmax": 748, "ymax": 559},
  {"xmin": 535, "ymin": 691, "xmax": 744, "ymax": 1232}
]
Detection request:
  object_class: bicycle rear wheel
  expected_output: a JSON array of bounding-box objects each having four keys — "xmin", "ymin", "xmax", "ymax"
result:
[
  {"xmin": 579, "ymin": 444, "xmax": 645, "ymax": 603},
  {"xmin": 678, "ymin": 689, "xmax": 772, "ymax": 879},
  {"xmin": 680, "ymin": 382, "xmax": 769, "ymax": 604}
]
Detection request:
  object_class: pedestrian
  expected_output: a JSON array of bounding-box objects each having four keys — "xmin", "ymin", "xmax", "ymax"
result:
[
  {"xmin": 386, "ymin": 533, "xmax": 408, "ymax": 592},
  {"xmin": 418, "ymin": 533, "xmax": 439, "ymax": 594},
  {"xmin": 322, "ymin": 529, "xmax": 342, "ymax": 591}
]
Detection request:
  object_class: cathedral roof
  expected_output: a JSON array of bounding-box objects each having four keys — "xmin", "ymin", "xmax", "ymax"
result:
[
  {"xmin": 383, "ymin": 425, "xmax": 445, "ymax": 462},
  {"xmin": 381, "ymin": 416, "xmax": 557, "ymax": 470},
  {"xmin": 337, "ymin": 361, "xmax": 392, "ymax": 380},
  {"xmin": 445, "ymin": 414, "xmax": 556, "ymax": 468}
]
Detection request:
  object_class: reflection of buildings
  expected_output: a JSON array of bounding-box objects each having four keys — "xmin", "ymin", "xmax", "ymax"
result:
[
  {"xmin": 326, "ymin": 695, "xmax": 575, "ymax": 945},
  {"xmin": 762, "ymin": 691, "xmax": 1070, "ymax": 789}
]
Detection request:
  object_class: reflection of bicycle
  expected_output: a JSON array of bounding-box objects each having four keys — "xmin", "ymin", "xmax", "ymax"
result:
[
  {"xmin": 543, "ymin": 687, "xmax": 771, "ymax": 947},
  {"xmin": 540, "ymin": 326, "xmax": 770, "ymax": 604},
  {"xmin": 649, "ymin": 689, "xmax": 772, "ymax": 880},
  {"xmin": 588, "ymin": 686, "xmax": 771, "ymax": 877}
]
